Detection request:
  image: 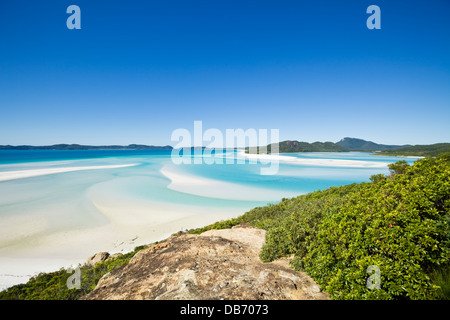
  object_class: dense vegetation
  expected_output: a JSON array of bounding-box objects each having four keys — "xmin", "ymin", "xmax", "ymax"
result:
[
  {"xmin": 303, "ymin": 156, "xmax": 450, "ymax": 299},
  {"xmin": 189, "ymin": 154, "xmax": 450, "ymax": 300},
  {"xmin": 2, "ymin": 155, "xmax": 449, "ymax": 300},
  {"xmin": 378, "ymin": 144, "xmax": 450, "ymax": 157}
]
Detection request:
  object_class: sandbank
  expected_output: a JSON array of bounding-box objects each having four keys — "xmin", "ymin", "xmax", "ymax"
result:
[
  {"xmin": 0, "ymin": 164, "xmax": 139, "ymax": 182},
  {"xmin": 238, "ymin": 151, "xmax": 390, "ymax": 168},
  {"xmin": 160, "ymin": 165, "xmax": 299, "ymax": 201}
]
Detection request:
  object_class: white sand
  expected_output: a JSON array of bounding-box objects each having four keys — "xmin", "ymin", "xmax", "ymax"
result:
[
  {"xmin": 160, "ymin": 165, "xmax": 299, "ymax": 201},
  {"xmin": 239, "ymin": 151, "xmax": 390, "ymax": 168},
  {"xmin": 0, "ymin": 200, "xmax": 241, "ymax": 290},
  {"xmin": 0, "ymin": 164, "xmax": 139, "ymax": 182}
]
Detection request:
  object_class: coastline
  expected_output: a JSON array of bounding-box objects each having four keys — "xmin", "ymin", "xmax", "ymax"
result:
[
  {"xmin": 0, "ymin": 165, "xmax": 250, "ymax": 291},
  {"xmin": 0, "ymin": 201, "xmax": 242, "ymax": 291},
  {"xmin": 372, "ymin": 152, "xmax": 426, "ymax": 158},
  {"xmin": 239, "ymin": 150, "xmax": 391, "ymax": 168}
]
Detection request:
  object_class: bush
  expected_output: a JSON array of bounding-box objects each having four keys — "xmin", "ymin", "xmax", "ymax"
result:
[
  {"xmin": 303, "ymin": 158, "xmax": 450, "ymax": 299},
  {"xmin": 186, "ymin": 217, "xmax": 242, "ymax": 235},
  {"xmin": 259, "ymin": 189, "xmax": 353, "ymax": 263}
]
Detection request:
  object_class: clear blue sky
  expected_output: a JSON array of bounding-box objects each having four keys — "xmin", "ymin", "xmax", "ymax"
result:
[{"xmin": 0, "ymin": 0, "xmax": 449, "ymax": 146}]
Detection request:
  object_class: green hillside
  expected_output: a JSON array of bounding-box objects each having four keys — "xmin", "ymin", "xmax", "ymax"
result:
[
  {"xmin": 378, "ymin": 143, "xmax": 450, "ymax": 157},
  {"xmin": 336, "ymin": 137, "xmax": 408, "ymax": 151}
]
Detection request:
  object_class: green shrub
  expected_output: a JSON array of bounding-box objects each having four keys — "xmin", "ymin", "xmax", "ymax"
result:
[
  {"xmin": 304, "ymin": 158, "xmax": 450, "ymax": 299},
  {"xmin": 430, "ymin": 264, "xmax": 450, "ymax": 299},
  {"xmin": 186, "ymin": 217, "xmax": 242, "ymax": 235},
  {"xmin": 259, "ymin": 190, "xmax": 353, "ymax": 263}
]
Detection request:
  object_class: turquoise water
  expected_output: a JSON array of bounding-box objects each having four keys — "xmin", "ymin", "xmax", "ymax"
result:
[
  {"xmin": 0, "ymin": 149, "xmax": 419, "ymax": 227},
  {"xmin": 0, "ymin": 149, "xmax": 418, "ymax": 206}
]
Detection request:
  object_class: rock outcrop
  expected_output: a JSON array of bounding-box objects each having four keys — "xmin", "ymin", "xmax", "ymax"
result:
[
  {"xmin": 85, "ymin": 252, "xmax": 110, "ymax": 267},
  {"xmin": 85, "ymin": 251, "xmax": 124, "ymax": 267},
  {"xmin": 82, "ymin": 224, "xmax": 329, "ymax": 300}
]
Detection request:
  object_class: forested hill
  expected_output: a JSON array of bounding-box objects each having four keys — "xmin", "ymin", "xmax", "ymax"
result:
[
  {"xmin": 247, "ymin": 138, "xmax": 449, "ymax": 155},
  {"xmin": 336, "ymin": 137, "xmax": 409, "ymax": 151},
  {"xmin": 247, "ymin": 137, "xmax": 410, "ymax": 154}
]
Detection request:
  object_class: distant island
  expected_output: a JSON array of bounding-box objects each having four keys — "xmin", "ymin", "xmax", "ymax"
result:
[
  {"xmin": 246, "ymin": 137, "xmax": 407, "ymax": 154},
  {"xmin": 0, "ymin": 144, "xmax": 173, "ymax": 150},
  {"xmin": 245, "ymin": 137, "xmax": 450, "ymax": 157},
  {"xmin": 2, "ymin": 139, "xmax": 449, "ymax": 157}
]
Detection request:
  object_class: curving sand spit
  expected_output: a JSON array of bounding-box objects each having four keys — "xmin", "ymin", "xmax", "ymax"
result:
[
  {"xmin": 160, "ymin": 165, "xmax": 300, "ymax": 201},
  {"xmin": 0, "ymin": 164, "xmax": 139, "ymax": 182},
  {"xmin": 238, "ymin": 150, "xmax": 390, "ymax": 168}
]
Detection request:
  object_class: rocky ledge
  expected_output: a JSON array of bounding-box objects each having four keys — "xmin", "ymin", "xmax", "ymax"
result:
[{"xmin": 82, "ymin": 224, "xmax": 329, "ymax": 300}]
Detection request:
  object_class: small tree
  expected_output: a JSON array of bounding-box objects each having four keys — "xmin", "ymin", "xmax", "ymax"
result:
[
  {"xmin": 388, "ymin": 160, "xmax": 410, "ymax": 176},
  {"xmin": 370, "ymin": 174, "xmax": 386, "ymax": 183}
]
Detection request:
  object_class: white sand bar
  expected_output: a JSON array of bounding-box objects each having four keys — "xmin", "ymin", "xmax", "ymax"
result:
[
  {"xmin": 160, "ymin": 165, "xmax": 299, "ymax": 201},
  {"xmin": 239, "ymin": 151, "xmax": 389, "ymax": 168},
  {"xmin": 0, "ymin": 164, "xmax": 139, "ymax": 182}
]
